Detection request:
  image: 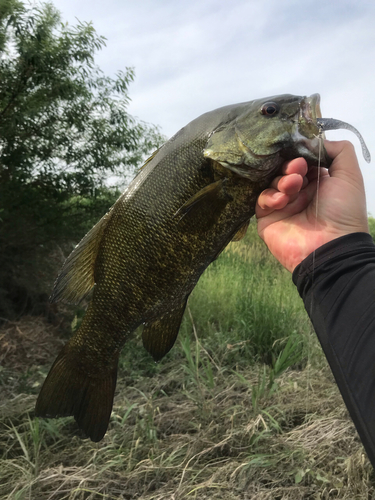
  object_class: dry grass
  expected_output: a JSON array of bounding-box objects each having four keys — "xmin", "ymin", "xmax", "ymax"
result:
[
  {"xmin": 1, "ymin": 316, "xmax": 374, "ymax": 500},
  {"xmin": 0, "ymin": 316, "xmax": 65, "ymax": 370},
  {"xmin": 0, "ymin": 315, "xmax": 68, "ymax": 403}
]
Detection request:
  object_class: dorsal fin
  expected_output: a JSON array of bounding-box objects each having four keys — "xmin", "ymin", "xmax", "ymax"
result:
[
  {"xmin": 50, "ymin": 211, "xmax": 113, "ymax": 304},
  {"xmin": 138, "ymin": 147, "xmax": 161, "ymax": 171}
]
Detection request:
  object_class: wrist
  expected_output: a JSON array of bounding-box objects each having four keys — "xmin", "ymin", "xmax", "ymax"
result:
[{"xmin": 293, "ymin": 232, "xmax": 374, "ymax": 277}]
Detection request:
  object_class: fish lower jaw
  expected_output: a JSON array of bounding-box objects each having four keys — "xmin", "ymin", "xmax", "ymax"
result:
[{"xmin": 291, "ymin": 129, "xmax": 327, "ymax": 167}]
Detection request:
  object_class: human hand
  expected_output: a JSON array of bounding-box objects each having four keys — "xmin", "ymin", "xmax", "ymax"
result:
[{"xmin": 256, "ymin": 140, "xmax": 369, "ymax": 272}]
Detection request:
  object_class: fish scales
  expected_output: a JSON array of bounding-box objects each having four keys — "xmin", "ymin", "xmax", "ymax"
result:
[
  {"xmin": 83, "ymin": 130, "xmax": 261, "ymax": 357},
  {"xmin": 36, "ymin": 93, "xmax": 370, "ymax": 442}
]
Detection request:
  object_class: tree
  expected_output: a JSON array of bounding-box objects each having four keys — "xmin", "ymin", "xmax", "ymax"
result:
[{"xmin": 0, "ymin": 1, "xmax": 165, "ymax": 319}]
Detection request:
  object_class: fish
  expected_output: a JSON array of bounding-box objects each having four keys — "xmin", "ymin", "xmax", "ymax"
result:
[{"xmin": 35, "ymin": 93, "xmax": 371, "ymax": 442}]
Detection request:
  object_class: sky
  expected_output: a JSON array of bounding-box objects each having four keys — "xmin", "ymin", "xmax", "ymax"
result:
[{"xmin": 51, "ymin": 0, "xmax": 375, "ymax": 214}]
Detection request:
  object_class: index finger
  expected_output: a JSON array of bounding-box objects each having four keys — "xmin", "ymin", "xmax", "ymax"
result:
[{"xmin": 280, "ymin": 157, "xmax": 308, "ymax": 176}]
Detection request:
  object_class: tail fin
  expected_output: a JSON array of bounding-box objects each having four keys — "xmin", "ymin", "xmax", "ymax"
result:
[{"xmin": 35, "ymin": 344, "xmax": 118, "ymax": 442}]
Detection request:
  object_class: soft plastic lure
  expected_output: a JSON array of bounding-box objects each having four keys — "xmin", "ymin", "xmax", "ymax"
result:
[{"xmin": 317, "ymin": 118, "xmax": 371, "ymax": 163}]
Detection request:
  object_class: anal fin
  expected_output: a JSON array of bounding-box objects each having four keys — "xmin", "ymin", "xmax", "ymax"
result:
[{"xmin": 142, "ymin": 301, "xmax": 187, "ymax": 361}]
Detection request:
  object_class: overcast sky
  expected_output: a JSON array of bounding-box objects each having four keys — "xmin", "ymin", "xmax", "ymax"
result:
[{"xmin": 52, "ymin": 0, "xmax": 375, "ymax": 214}]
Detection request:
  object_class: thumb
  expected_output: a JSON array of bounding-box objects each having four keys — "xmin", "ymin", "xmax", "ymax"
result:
[{"xmin": 324, "ymin": 140, "xmax": 365, "ymax": 190}]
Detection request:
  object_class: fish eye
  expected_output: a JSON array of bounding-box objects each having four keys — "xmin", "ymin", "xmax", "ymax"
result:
[{"xmin": 261, "ymin": 102, "xmax": 279, "ymax": 116}]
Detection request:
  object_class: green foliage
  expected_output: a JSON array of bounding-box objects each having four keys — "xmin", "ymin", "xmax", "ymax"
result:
[
  {"xmin": 0, "ymin": 0, "xmax": 164, "ymax": 318},
  {"xmin": 235, "ymin": 334, "xmax": 304, "ymax": 413}
]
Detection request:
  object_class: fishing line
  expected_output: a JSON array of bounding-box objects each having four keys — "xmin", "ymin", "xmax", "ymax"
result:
[
  {"xmin": 311, "ymin": 129, "xmax": 324, "ymax": 277},
  {"xmin": 305, "ymin": 128, "xmax": 324, "ymax": 415}
]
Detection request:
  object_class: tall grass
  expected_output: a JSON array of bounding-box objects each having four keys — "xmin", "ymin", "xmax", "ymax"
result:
[{"xmin": 180, "ymin": 222, "xmax": 311, "ymax": 367}]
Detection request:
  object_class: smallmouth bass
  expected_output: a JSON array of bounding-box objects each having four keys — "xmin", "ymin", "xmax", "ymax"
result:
[{"xmin": 36, "ymin": 93, "xmax": 370, "ymax": 441}]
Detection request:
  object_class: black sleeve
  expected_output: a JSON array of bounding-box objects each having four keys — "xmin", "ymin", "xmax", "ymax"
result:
[{"xmin": 292, "ymin": 232, "xmax": 375, "ymax": 467}]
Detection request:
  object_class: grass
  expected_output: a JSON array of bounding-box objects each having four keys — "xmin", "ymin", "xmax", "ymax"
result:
[
  {"xmin": 1, "ymin": 223, "xmax": 374, "ymax": 499},
  {"xmin": 179, "ymin": 223, "xmax": 311, "ymax": 367}
]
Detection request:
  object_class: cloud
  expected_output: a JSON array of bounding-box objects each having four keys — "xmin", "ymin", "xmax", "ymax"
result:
[{"xmin": 52, "ymin": 0, "xmax": 375, "ymax": 212}]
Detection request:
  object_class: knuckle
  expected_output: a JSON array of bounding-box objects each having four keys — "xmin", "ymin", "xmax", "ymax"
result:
[{"xmin": 341, "ymin": 140, "xmax": 355, "ymax": 152}]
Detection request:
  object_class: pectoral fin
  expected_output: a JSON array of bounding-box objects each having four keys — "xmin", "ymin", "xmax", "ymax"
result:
[
  {"xmin": 174, "ymin": 179, "xmax": 232, "ymax": 223},
  {"xmin": 142, "ymin": 301, "xmax": 188, "ymax": 361}
]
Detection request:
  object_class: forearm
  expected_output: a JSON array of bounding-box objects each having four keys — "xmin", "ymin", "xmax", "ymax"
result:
[{"xmin": 293, "ymin": 232, "xmax": 375, "ymax": 467}]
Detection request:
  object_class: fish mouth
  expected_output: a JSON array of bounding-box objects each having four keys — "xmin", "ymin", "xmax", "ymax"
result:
[
  {"xmin": 295, "ymin": 94, "xmax": 370, "ymax": 165},
  {"xmin": 300, "ymin": 93, "xmax": 323, "ymax": 123},
  {"xmin": 292, "ymin": 93, "xmax": 331, "ymax": 167}
]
